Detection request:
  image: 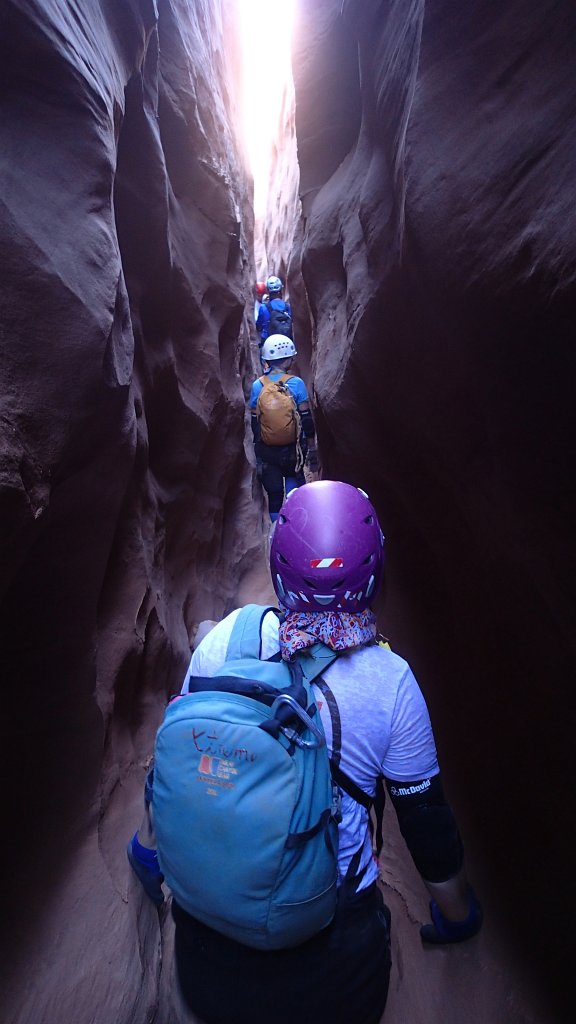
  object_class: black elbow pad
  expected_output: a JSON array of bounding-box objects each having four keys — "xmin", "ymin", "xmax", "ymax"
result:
[
  {"xmin": 299, "ymin": 410, "xmax": 315, "ymax": 438},
  {"xmin": 386, "ymin": 774, "xmax": 464, "ymax": 882}
]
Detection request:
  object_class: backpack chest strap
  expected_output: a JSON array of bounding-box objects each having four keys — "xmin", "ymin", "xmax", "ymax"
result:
[{"xmin": 259, "ymin": 373, "xmax": 294, "ymax": 387}]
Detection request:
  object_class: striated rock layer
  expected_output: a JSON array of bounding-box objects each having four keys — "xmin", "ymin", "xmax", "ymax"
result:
[
  {"xmin": 0, "ymin": 2, "xmax": 262, "ymax": 1022},
  {"xmin": 292, "ymin": 1, "xmax": 576, "ymax": 1021},
  {"xmin": 2, "ymin": 1, "xmax": 575, "ymax": 1022}
]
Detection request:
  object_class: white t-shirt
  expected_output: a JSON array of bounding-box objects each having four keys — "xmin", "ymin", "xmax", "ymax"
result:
[{"xmin": 183, "ymin": 609, "xmax": 439, "ymax": 890}]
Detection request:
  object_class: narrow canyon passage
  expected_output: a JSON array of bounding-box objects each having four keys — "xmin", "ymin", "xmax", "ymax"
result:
[{"xmin": 1, "ymin": 2, "xmax": 575, "ymax": 1024}]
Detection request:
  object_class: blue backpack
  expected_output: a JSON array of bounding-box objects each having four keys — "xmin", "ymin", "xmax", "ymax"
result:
[
  {"xmin": 152, "ymin": 604, "xmax": 344, "ymax": 950},
  {"xmin": 267, "ymin": 298, "xmax": 293, "ymax": 338}
]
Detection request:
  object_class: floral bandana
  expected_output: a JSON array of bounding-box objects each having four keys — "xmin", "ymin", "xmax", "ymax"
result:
[{"xmin": 279, "ymin": 609, "xmax": 377, "ymax": 661}]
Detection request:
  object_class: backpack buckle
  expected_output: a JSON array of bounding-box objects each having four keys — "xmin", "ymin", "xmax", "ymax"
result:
[
  {"xmin": 331, "ymin": 783, "xmax": 343, "ymax": 824},
  {"xmin": 269, "ymin": 693, "xmax": 326, "ymax": 749}
]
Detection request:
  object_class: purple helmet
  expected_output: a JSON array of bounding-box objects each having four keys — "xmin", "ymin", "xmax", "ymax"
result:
[{"xmin": 270, "ymin": 480, "xmax": 385, "ymax": 612}]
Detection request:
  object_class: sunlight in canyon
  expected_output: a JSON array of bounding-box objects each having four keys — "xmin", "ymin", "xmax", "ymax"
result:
[{"xmin": 238, "ymin": 0, "xmax": 296, "ymax": 215}]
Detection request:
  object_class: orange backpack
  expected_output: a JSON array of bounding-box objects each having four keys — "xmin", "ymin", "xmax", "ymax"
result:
[{"xmin": 256, "ymin": 374, "xmax": 300, "ymax": 446}]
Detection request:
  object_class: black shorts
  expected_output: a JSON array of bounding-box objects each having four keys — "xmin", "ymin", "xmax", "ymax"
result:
[
  {"xmin": 172, "ymin": 882, "xmax": 391, "ymax": 1024},
  {"xmin": 255, "ymin": 440, "xmax": 305, "ymax": 471}
]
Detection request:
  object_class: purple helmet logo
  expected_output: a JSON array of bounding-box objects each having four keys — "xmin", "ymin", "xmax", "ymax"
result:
[{"xmin": 270, "ymin": 480, "xmax": 385, "ymax": 612}]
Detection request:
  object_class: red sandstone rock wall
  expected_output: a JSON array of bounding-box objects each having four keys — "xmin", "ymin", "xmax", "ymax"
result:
[
  {"xmin": 0, "ymin": 2, "xmax": 260, "ymax": 1021},
  {"xmin": 3, "ymin": 1, "xmax": 576, "ymax": 1021},
  {"xmin": 256, "ymin": 60, "xmax": 314, "ymax": 383},
  {"xmin": 292, "ymin": 2, "xmax": 576, "ymax": 1021}
]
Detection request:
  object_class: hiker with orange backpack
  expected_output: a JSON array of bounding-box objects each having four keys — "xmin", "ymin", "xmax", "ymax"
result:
[{"xmin": 249, "ymin": 335, "xmax": 318, "ymax": 521}]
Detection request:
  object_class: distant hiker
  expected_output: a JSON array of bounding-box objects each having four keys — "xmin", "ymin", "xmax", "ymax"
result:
[
  {"xmin": 127, "ymin": 481, "xmax": 483, "ymax": 1024},
  {"xmin": 250, "ymin": 334, "xmax": 318, "ymax": 520},
  {"xmin": 256, "ymin": 275, "xmax": 293, "ymax": 344},
  {"xmin": 254, "ymin": 279, "xmax": 268, "ymax": 324}
]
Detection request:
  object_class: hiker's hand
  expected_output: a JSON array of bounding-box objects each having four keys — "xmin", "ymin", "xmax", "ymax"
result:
[
  {"xmin": 306, "ymin": 445, "xmax": 319, "ymax": 472},
  {"xmin": 144, "ymin": 766, "xmax": 155, "ymax": 807},
  {"xmin": 420, "ymin": 888, "xmax": 482, "ymax": 944},
  {"xmin": 127, "ymin": 832, "xmax": 165, "ymax": 906}
]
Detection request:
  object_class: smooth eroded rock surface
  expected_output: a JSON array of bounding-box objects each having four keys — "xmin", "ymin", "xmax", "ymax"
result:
[
  {"xmin": 292, "ymin": 2, "xmax": 576, "ymax": 1021},
  {"xmin": 2, "ymin": 1, "xmax": 575, "ymax": 1023},
  {"xmin": 0, "ymin": 2, "xmax": 263, "ymax": 1022}
]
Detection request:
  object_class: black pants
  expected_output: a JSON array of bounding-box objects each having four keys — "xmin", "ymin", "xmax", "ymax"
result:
[
  {"xmin": 257, "ymin": 441, "xmax": 305, "ymax": 515},
  {"xmin": 173, "ymin": 882, "xmax": 391, "ymax": 1024}
]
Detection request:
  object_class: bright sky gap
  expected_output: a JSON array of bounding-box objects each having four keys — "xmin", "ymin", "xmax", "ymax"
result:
[{"xmin": 238, "ymin": 0, "xmax": 296, "ymax": 216}]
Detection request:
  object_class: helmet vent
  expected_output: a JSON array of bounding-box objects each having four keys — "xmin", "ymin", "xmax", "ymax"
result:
[
  {"xmin": 304, "ymin": 576, "xmax": 345, "ymax": 588},
  {"xmin": 363, "ymin": 515, "xmax": 374, "ymax": 525},
  {"xmin": 277, "ymin": 553, "xmax": 290, "ymax": 565},
  {"xmin": 361, "ymin": 554, "xmax": 374, "ymax": 565}
]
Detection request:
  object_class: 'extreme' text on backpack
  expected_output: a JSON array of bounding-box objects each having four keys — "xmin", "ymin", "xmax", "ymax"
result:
[
  {"xmin": 152, "ymin": 605, "xmax": 341, "ymax": 951},
  {"xmin": 267, "ymin": 299, "xmax": 293, "ymax": 337},
  {"xmin": 256, "ymin": 374, "xmax": 300, "ymax": 446}
]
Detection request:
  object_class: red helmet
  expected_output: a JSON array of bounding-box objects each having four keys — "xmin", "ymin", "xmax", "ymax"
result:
[{"xmin": 255, "ymin": 281, "xmax": 267, "ymax": 298}]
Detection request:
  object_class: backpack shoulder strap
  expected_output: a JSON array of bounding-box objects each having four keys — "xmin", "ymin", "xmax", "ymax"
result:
[
  {"xmin": 315, "ymin": 670, "xmax": 386, "ymax": 855},
  {"xmin": 226, "ymin": 604, "xmax": 280, "ymax": 661},
  {"xmin": 295, "ymin": 641, "xmax": 340, "ymax": 685}
]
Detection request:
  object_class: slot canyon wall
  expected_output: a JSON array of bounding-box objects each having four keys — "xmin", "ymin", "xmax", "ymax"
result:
[
  {"xmin": 255, "ymin": 71, "xmax": 314, "ymax": 372},
  {"xmin": 1, "ymin": 1, "xmax": 575, "ymax": 1023},
  {"xmin": 0, "ymin": 2, "xmax": 262, "ymax": 1022},
  {"xmin": 291, "ymin": 1, "xmax": 576, "ymax": 1022}
]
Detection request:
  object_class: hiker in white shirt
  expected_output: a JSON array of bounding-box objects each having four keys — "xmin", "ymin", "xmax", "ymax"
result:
[{"xmin": 128, "ymin": 481, "xmax": 481, "ymax": 1024}]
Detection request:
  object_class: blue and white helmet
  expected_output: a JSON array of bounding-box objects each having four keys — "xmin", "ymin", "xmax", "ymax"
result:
[
  {"xmin": 266, "ymin": 275, "xmax": 283, "ymax": 293},
  {"xmin": 261, "ymin": 335, "xmax": 297, "ymax": 361}
]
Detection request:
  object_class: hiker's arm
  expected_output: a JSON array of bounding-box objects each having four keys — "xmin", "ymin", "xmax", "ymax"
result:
[
  {"xmin": 298, "ymin": 402, "xmax": 315, "ymax": 437},
  {"xmin": 385, "ymin": 773, "xmax": 482, "ymax": 943},
  {"xmin": 298, "ymin": 402, "xmax": 318, "ymax": 469},
  {"xmin": 127, "ymin": 769, "xmax": 164, "ymax": 905},
  {"xmin": 256, "ymin": 304, "xmax": 269, "ymax": 338},
  {"xmin": 249, "ymin": 379, "xmax": 260, "ymax": 443},
  {"xmin": 251, "ymin": 412, "xmax": 262, "ymax": 476},
  {"xmin": 138, "ymin": 796, "xmax": 156, "ymax": 847},
  {"xmin": 423, "ymin": 866, "xmax": 473, "ymax": 920}
]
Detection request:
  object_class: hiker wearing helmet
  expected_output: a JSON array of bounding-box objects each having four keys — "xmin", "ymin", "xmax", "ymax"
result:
[
  {"xmin": 254, "ymin": 279, "xmax": 268, "ymax": 324},
  {"xmin": 249, "ymin": 334, "xmax": 318, "ymax": 520},
  {"xmin": 136, "ymin": 481, "xmax": 480, "ymax": 1024},
  {"xmin": 256, "ymin": 275, "xmax": 293, "ymax": 346}
]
